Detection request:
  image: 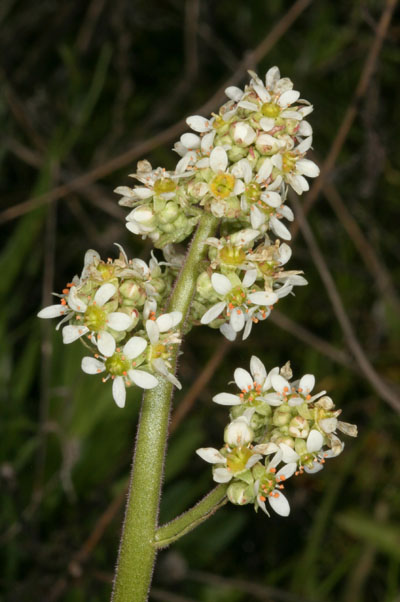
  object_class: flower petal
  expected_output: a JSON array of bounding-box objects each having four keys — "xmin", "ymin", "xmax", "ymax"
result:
[
  {"xmin": 123, "ymin": 336, "xmax": 147, "ymax": 359},
  {"xmin": 234, "ymin": 367, "xmax": 253, "ymax": 391},
  {"xmin": 270, "ymin": 217, "xmax": 291, "ymax": 240},
  {"xmin": 94, "ymin": 283, "xmax": 116, "ymax": 307},
  {"xmin": 307, "ymin": 429, "xmax": 324, "ymax": 453},
  {"xmin": 268, "ymin": 491, "xmax": 290, "ymax": 516},
  {"xmin": 279, "ymin": 443, "xmax": 300, "ymax": 463},
  {"xmin": 146, "ymin": 319, "xmax": 160, "ymax": 344},
  {"xmin": 220, "ymin": 323, "xmax": 237, "ymax": 341},
  {"xmin": 37, "ymin": 304, "xmax": 69, "ymax": 319},
  {"xmin": 247, "ymin": 291, "xmax": 278, "ymax": 306},
  {"xmin": 67, "ymin": 287, "xmax": 87, "ymax": 312},
  {"xmin": 97, "ymin": 330, "xmax": 116, "ymax": 357},
  {"xmin": 181, "ymin": 132, "xmax": 200, "ymax": 149},
  {"xmin": 299, "ymin": 373, "xmax": 315, "ymax": 393},
  {"xmin": 271, "ymin": 373, "xmax": 290, "ymax": 394},
  {"xmin": 201, "ymin": 302, "xmax": 226, "ymax": 325},
  {"xmin": 186, "ymin": 115, "xmax": 212, "ymax": 132},
  {"xmin": 211, "ymin": 273, "xmax": 232, "ymax": 296},
  {"xmin": 213, "ymin": 392, "xmax": 241, "ymax": 406},
  {"xmin": 230, "ymin": 308, "xmax": 245, "ymax": 332},
  {"xmin": 62, "ymin": 324, "xmax": 89, "ymax": 344},
  {"xmin": 242, "ymin": 269, "xmax": 257, "ymax": 288},
  {"xmin": 296, "ymin": 158, "xmax": 320, "ymax": 178},
  {"xmin": 81, "ymin": 357, "xmax": 105, "ymax": 375},
  {"xmin": 196, "ymin": 447, "xmax": 226, "ymax": 464},
  {"xmin": 225, "ymin": 86, "xmax": 243, "ymax": 101},
  {"xmin": 213, "ymin": 467, "xmax": 232, "ymax": 483},
  {"xmin": 210, "ymin": 146, "xmax": 228, "ymax": 173},
  {"xmin": 276, "ymin": 462, "xmax": 297, "ymax": 480},
  {"xmin": 250, "ymin": 356, "xmax": 266, "ymax": 385},
  {"xmin": 277, "ymin": 89, "xmax": 300, "ymax": 108},
  {"xmin": 112, "ymin": 376, "xmax": 126, "ymax": 408},
  {"xmin": 128, "ymin": 369, "xmax": 158, "ymax": 389},
  {"xmin": 107, "ymin": 312, "xmax": 132, "ymax": 331}
]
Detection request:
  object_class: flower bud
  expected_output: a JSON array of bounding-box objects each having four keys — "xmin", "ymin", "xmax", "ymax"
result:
[
  {"xmin": 288, "ymin": 415, "xmax": 310, "ymax": 438},
  {"xmin": 255, "ymin": 133, "xmax": 285, "ymax": 155},
  {"xmin": 227, "ymin": 481, "xmax": 253, "ymax": 505},
  {"xmin": 228, "ymin": 146, "xmax": 248, "ymax": 162},
  {"xmin": 230, "ymin": 122, "xmax": 257, "ymax": 147},
  {"xmin": 272, "ymin": 405, "xmax": 291, "ymax": 426},
  {"xmin": 224, "ymin": 418, "xmax": 254, "ymax": 447},
  {"xmin": 315, "ymin": 396, "xmax": 334, "ymax": 410},
  {"xmin": 158, "ymin": 201, "xmax": 180, "ymax": 225},
  {"xmin": 119, "ymin": 280, "xmax": 145, "ymax": 304}
]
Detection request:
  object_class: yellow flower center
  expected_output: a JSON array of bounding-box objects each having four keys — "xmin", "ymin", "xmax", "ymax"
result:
[
  {"xmin": 227, "ymin": 285, "xmax": 246, "ymax": 306},
  {"xmin": 153, "ymin": 178, "xmax": 176, "ymax": 195},
  {"xmin": 226, "ymin": 446, "xmax": 253, "ymax": 474},
  {"xmin": 84, "ymin": 305, "xmax": 107, "ymax": 332},
  {"xmin": 209, "ymin": 173, "xmax": 236, "ymax": 199},
  {"xmin": 261, "ymin": 102, "xmax": 280, "ymax": 118},
  {"xmin": 97, "ymin": 263, "xmax": 116, "ymax": 281},
  {"xmin": 219, "ymin": 245, "xmax": 246, "ymax": 266},
  {"xmin": 105, "ymin": 353, "xmax": 130, "ymax": 376},
  {"xmin": 245, "ymin": 182, "xmax": 261, "ymax": 204},
  {"xmin": 282, "ymin": 152, "xmax": 297, "ymax": 173},
  {"xmin": 149, "ymin": 342, "xmax": 168, "ymax": 361}
]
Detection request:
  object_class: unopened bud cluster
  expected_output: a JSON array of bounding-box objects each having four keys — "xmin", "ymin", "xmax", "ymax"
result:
[
  {"xmin": 116, "ymin": 67, "xmax": 318, "ymax": 341},
  {"xmin": 38, "ymin": 246, "xmax": 182, "ymax": 407},
  {"xmin": 197, "ymin": 357, "xmax": 357, "ymax": 517}
]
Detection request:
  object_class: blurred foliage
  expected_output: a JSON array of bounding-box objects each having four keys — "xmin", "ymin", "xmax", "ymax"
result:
[{"xmin": 1, "ymin": 1, "xmax": 400, "ymax": 601}]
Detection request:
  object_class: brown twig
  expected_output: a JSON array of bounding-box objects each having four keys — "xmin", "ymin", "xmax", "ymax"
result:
[
  {"xmin": 322, "ymin": 180, "xmax": 400, "ymax": 309},
  {"xmin": 291, "ymin": 195, "xmax": 400, "ymax": 414},
  {"xmin": 270, "ymin": 310, "xmax": 354, "ymax": 370},
  {"xmin": 0, "ymin": 0, "xmax": 313, "ymax": 225},
  {"xmin": 291, "ymin": 0, "xmax": 398, "ymax": 238},
  {"xmin": 187, "ymin": 569, "xmax": 319, "ymax": 602}
]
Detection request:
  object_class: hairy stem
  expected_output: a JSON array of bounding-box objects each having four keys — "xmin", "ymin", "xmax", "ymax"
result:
[
  {"xmin": 111, "ymin": 213, "xmax": 218, "ymax": 602},
  {"xmin": 155, "ymin": 484, "xmax": 229, "ymax": 548}
]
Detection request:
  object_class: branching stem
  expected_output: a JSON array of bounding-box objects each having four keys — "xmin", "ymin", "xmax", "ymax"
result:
[{"xmin": 111, "ymin": 213, "xmax": 219, "ymax": 602}]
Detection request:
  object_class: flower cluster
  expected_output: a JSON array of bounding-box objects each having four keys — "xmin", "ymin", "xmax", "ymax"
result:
[
  {"xmin": 38, "ymin": 246, "xmax": 182, "ymax": 407},
  {"xmin": 197, "ymin": 357, "xmax": 357, "ymax": 517},
  {"xmin": 115, "ymin": 67, "xmax": 316, "ymax": 340}
]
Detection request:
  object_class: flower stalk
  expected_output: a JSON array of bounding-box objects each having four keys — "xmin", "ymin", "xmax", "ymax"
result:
[{"xmin": 111, "ymin": 213, "xmax": 218, "ymax": 602}]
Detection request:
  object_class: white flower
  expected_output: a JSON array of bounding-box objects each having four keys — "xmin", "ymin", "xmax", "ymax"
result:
[
  {"xmin": 196, "ymin": 441, "xmax": 274, "ymax": 484},
  {"xmin": 145, "ymin": 311, "xmax": 183, "ymax": 388},
  {"xmin": 254, "ymin": 461, "xmax": 297, "ymax": 517},
  {"xmin": 260, "ymin": 372, "xmax": 326, "ymax": 407},
  {"xmin": 81, "ymin": 336, "xmax": 157, "ymax": 408},
  {"xmin": 224, "ymin": 416, "xmax": 254, "ymax": 447},
  {"xmin": 60, "ymin": 283, "xmax": 132, "ymax": 355},
  {"xmin": 200, "ymin": 272, "xmax": 278, "ymax": 340},
  {"xmin": 212, "ymin": 356, "xmax": 280, "ymax": 406}
]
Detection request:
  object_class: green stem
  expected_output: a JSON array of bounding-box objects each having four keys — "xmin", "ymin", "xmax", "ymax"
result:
[
  {"xmin": 155, "ymin": 484, "xmax": 229, "ymax": 548},
  {"xmin": 111, "ymin": 213, "xmax": 218, "ymax": 602}
]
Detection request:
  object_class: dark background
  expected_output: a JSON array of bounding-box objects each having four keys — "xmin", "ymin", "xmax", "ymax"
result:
[{"xmin": 1, "ymin": 1, "xmax": 400, "ymax": 600}]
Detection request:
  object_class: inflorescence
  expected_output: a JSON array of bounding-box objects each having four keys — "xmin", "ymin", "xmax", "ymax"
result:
[
  {"xmin": 38, "ymin": 66, "xmax": 357, "ymax": 518},
  {"xmin": 197, "ymin": 357, "xmax": 357, "ymax": 516}
]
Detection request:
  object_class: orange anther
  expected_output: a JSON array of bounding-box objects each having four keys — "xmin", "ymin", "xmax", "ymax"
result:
[
  {"xmin": 259, "ymin": 495, "xmax": 266, "ymax": 502},
  {"xmin": 269, "ymin": 467, "xmax": 276, "ymax": 473}
]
